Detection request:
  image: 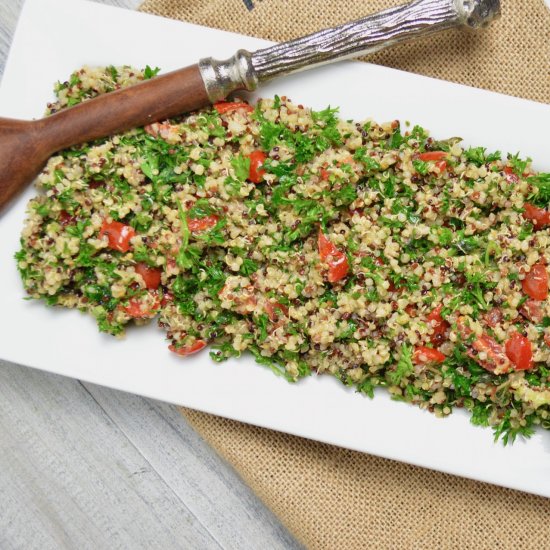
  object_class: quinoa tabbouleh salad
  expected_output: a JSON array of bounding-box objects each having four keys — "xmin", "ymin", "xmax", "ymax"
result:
[{"xmin": 16, "ymin": 66, "xmax": 550, "ymax": 443}]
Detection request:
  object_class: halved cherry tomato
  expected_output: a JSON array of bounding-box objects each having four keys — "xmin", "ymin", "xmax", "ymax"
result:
[
  {"xmin": 99, "ymin": 220, "xmax": 136, "ymax": 253},
  {"xmin": 470, "ymin": 334, "xmax": 510, "ymax": 374},
  {"xmin": 505, "ymin": 333, "xmax": 533, "ymax": 371},
  {"xmin": 187, "ymin": 215, "xmax": 219, "ymax": 233},
  {"xmin": 435, "ymin": 160, "xmax": 447, "ymax": 172},
  {"xmin": 123, "ymin": 295, "xmax": 160, "ymax": 318},
  {"xmin": 124, "ymin": 299, "xmax": 146, "ymax": 318},
  {"xmin": 169, "ymin": 340, "xmax": 207, "ymax": 356},
  {"xmin": 523, "ymin": 203, "xmax": 550, "ymax": 229},
  {"xmin": 413, "ymin": 346, "xmax": 446, "ymax": 364},
  {"xmin": 135, "ymin": 262, "xmax": 162, "ymax": 290},
  {"xmin": 248, "ymin": 151, "xmax": 267, "ymax": 184},
  {"xmin": 318, "ymin": 229, "xmax": 350, "ymax": 283},
  {"xmin": 418, "ymin": 151, "xmax": 447, "ymax": 162},
  {"xmin": 265, "ymin": 301, "xmax": 289, "ymax": 322},
  {"xmin": 426, "ymin": 304, "xmax": 450, "ymax": 346},
  {"xmin": 214, "ymin": 102, "xmax": 254, "ymax": 115},
  {"xmin": 522, "ymin": 263, "xmax": 549, "ymax": 301},
  {"xmin": 457, "ymin": 318, "xmax": 511, "ymax": 374}
]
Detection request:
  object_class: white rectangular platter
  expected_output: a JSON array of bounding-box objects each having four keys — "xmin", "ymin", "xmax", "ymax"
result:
[{"xmin": 2, "ymin": 0, "xmax": 550, "ymax": 497}]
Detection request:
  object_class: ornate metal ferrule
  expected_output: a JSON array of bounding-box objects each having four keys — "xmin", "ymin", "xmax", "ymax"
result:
[{"xmin": 198, "ymin": 0, "xmax": 500, "ymax": 102}]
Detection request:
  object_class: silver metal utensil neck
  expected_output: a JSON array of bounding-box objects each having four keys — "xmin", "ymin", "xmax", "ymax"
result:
[
  {"xmin": 198, "ymin": 50, "xmax": 258, "ymax": 105},
  {"xmin": 198, "ymin": 0, "xmax": 500, "ymax": 103}
]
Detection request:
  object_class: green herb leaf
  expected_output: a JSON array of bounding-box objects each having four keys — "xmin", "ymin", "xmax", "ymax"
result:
[
  {"xmin": 387, "ymin": 345, "xmax": 413, "ymax": 386},
  {"xmin": 527, "ymin": 173, "xmax": 550, "ymax": 208},
  {"xmin": 507, "ymin": 152, "xmax": 530, "ymax": 176},
  {"xmin": 412, "ymin": 159, "xmax": 429, "ymax": 175},
  {"xmin": 143, "ymin": 65, "xmax": 161, "ymax": 79},
  {"xmin": 353, "ymin": 147, "xmax": 381, "ymax": 171},
  {"xmin": 231, "ymin": 154, "xmax": 251, "ymax": 182}
]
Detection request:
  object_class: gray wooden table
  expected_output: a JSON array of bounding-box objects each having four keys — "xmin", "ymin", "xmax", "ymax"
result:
[{"xmin": 0, "ymin": 1, "xmax": 301, "ymax": 548}]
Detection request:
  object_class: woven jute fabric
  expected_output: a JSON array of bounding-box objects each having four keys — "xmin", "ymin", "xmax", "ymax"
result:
[
  {"xmin": 139, "ymin": 1, "xmax": 550, "ymax": 548},
  {"xmin": 140, "ymin": 0, "xmax": 550, "ymax": 103}
]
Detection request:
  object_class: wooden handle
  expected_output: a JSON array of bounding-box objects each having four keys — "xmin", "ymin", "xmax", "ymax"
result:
[
  {"xmin": 39, "ymin": 64, "xmax": 210, "ymax": 149},
  {"xmin": 0, "ymin": 64, "xmax": 210, "ymax": 212},
  {"xmin": 0, "ymin": 118, "xmax": 47, "ymax": 213}
]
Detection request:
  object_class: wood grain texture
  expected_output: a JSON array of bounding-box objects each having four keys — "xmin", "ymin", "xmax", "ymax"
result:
[
  {"xmin": 0, "ymin": 63, "xmax": 210, "ymax": 211},
  {"xmin": 85, "ymin": 383, "xmax": 301, "ymax": 550},
  {"xmin": 43, "ymin": 64, "xmax": 210, "ymax": 150},
  {"xmin": 0, "ymin": 362, "xmax": 218, "ymax": 550},
  {"xmin": 0, "ymin": 117, "xmax": 50, "ymax": 211},
  {"xmin": 0, "ymin": 2, "xmax": 301, "ymax": 548},
  {"xmin": 0, "ymin": 361, "xmax": 300, "ymax": 549}
]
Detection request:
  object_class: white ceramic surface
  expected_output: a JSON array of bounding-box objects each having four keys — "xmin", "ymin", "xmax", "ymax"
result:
[{"xmin": 1, "ymin": 0, "xmax": 550, "ymax": 497}]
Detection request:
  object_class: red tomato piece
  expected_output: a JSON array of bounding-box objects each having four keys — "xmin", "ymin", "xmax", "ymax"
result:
[
  {"xmin": 469, "ymin": 334, "xmax": 511, "ymax": 374},
  {"xmin": 135, "ymin": 262, "xmax": 162, "ymax": 290},
  {"xmin": 522, "ymin": 263, "xmax": 549, "ymax": 301},
  {"xmin": 248, "ymin": 151, "xmax": 267, "ymax": 184},
  {"xmin": 456, "ymin": 317, "xmax": 473, "ymax": 340},
  {"xmin": 413, "ymin": 346, "xmax": 446, "ymax": 364},
  {"xmin": 405, "ymin": 304, "xmax": 417, "ymax": 317},
  {"xmin": 417, "ymin": 151, "xmax": 447, "ymax": 162},
  {"xmin": 427, "ymin": 304, "xmax": 445, "ymax": 323},
  {"xmin": 519, "ymin": 299, "xmax": 544, "ymax": 323},
  {"xmin": 187, "ymin": 215, "xmax": 219, "ymax": 233},
  {"xmin": 505, "ymin": 333, "xmax": 534, "ymax": 371},
  {"xmin": 214, "ymin": 102, "xmax": 254, "ymax": 115},
  {"xmin": 169, "ymin": 340, "xmax": 207, "ymax": 356},
  {"xmin": 456, "ymin": 317, "xmax": 511, "ymax": 373},
  {"xmin": 265, "ymin": 301, "xmax": 289, "ymax": 322},
  {"xmin": 160, "ymin": 291, "xmax": 173, "ymax": 307},
  {"xmin": 124, "ymin": 299, "xmax": 146, "ymax": 318},
  {"xmin": 320, "ymin": 168, "xmax": 330, "ymax": 181},
  {"xmin": 523, "ymin": 203, "xmax": 550, "ymax": 229},
  {"xmin": 483, "ymin": 307, "xmax": 503, "ymax": 328},
  {"xmin": 318, "ymin": 229, "xmax": 350, "ymax": 283},
  {"xmin": 504, "ymin": 165, "xmax": 520, "ymax": 184},
  {"xmin": 124, "ymin": 295, "xmax": 160, "ymax": 318},
  {"xmin": 318, "ymin": 230, "xmax": 338, "ymax": 260},
  {"xmin": 99, "ymin": 220, "xmax": 136, "ymax": 253},
  {"xmin": 435, "ymin": 160, "xmax": 447, "ymax": 172},
  {"xmin": 426, "ymin": 304, "xmax": 450, "ymax": 346}
]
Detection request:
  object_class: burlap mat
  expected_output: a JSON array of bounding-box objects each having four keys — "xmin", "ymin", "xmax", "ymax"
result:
[
  {"xmin": 139, "ymin": 1, "xmax": 550, "ymax": 548},
  {"xmin": 140, "ymin": 0, "xmax": 550, "ymax": 102}
]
